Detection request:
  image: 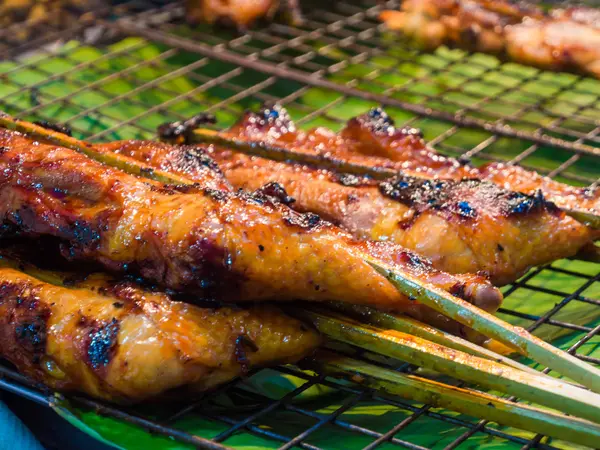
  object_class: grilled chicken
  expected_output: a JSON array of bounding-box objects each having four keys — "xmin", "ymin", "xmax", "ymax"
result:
[
  {"xmin": 149, "ymin": 106, "xmax": 595, "ymax": 285},
  {"xmin": 380, "ymin": 0, "xmax": 600, "ymax": 78},
  {"xmin": 0, "ymin": 128, "xmax": 502, "ymax": 335},
  {"xmin": 186, "ymin": 0, "xmax": 301, "ymax": 28},
  {"xmin": 0, "ymin": 253, "xmax": 320, "ymax": 403},
  {"xmin": 203, "ymin": 104, "xmax": 600, "ymax": 218}
]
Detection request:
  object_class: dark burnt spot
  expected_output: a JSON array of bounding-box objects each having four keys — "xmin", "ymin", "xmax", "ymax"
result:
[
  {"xmin": 0, "ymin": 146, "xmax": 8, "ymax": 155},
  {"xmin": 0, "ymin": 282, "xmax": 50, "ymax": 362},
  {"xmin": 34, "ymin": 121, "xmax": 72, "ymax": 137},
  {"xmin": 456, "ymin": 201, "xmax": 477, "ymax": 218},
  {"xmin": 258, "ymin": 245, "xmax": 265, "ymax": 252},
  {"xmin": 179, "ymin": 145, "xmax": 223, "ymax": 175},
  {"xmin": 252, "ymin": 182, "xmax": 296, "ymax": 206},
  {"xmin": 399, "ymin": 251, "xmax": 433, "ymax": 271},
  {"xmin": 187, "ymin": 237, "xmax": 244, "ymax": 297},
  {"xmin": 335, "ymin": 173, "xmax": 365, "ymax": 187},
  {"xmin": 68, "ymin": 221, "xmax": 101, "ymax": 246},
  {"xmin": 140, "ymin": 166, "xmax": 155, "ymax": 177},
  {"xmin": 203, "ymin": 187, "xmax": 230, "ymax": 202},
  {"xmin": 113, "ymin": 302, "xmax": 124, "ymax": 309},
  {"xmin": 15, "ymin": 322, "xmax": 46, "ymax": 354},
  {"xmin": 283, "ymin": 210, "xmax": 322, "ymax": 230},
  {"xmin": 497, "ymin": 244, "xmax": 504, "ymax": 252},
  {"xmin": 380, "ymin": 175, "xmax": 559, "ymax": 221},
  {"xmin": 50, "ymin": 187, "xmax": 68, "ymax": 200},
  {"xmin": 85, "ymin": 318, "xmax": 120, "ymax": 370},
  {"xmin": 234, "ymin": 334, "xmax": 259, "ymax": 375},
  {"xmin": 449, "ymin": 282, "xmax": 467, "ymax": 300},
  {"xmin": 157, "ymin": 113, "xmax": 217, "ymax": 144}
]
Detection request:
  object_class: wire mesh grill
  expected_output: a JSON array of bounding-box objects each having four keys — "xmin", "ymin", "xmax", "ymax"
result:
[{"xmin": 0, "ymin": 1, "xmax": 599, "ymax": 449}]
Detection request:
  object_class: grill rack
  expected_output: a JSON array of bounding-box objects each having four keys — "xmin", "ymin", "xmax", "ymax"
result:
[{"xmin": 0, "ymin": 1, "xmax": 599, "ymax": 449}]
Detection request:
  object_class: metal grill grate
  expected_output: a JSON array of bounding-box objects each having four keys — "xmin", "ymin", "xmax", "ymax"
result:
[{"xmin": 0, "ymin": 1, "xmax": 599, "ymax": 449}]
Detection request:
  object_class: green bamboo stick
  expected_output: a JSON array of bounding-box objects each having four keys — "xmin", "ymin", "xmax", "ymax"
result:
[
  {"xmin": 186, "ymin": 127, "xmax": 600, "ymax": 230},
  {"xmin": 185, "ymin": 128, "xmax": 396, "ymax": 180},
  {"xmin": 313, "ymin": 351, "xmax": 600, "ymax": 448},
  {"xmin": 0, "ymin": 114, "xmax": 190, "ymax": 185},
  {"xmin": 292, "ymin": 309, "xmax": 600, "ymax": 423},
  {"xmin": 367, "ymin": 257, "xmax": 600, "ymax": 394},
  {"xmin": 326, "ymin": 302, "xmax": 543, "ymax": 377}
]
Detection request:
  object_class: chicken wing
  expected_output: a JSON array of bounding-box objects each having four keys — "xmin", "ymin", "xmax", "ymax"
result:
[
  {"xmin": 0, "ymin": 128, "xmax": 501, "ymax": 332},
  {"xmin": 0, "ymin": 252, "xmax": 320, "ymax": 403},
  {"xmin": 380, "ymin": 0, "xmax": 600, "ymax": 78},
  {"xmin": 147, "ymin": 106, "xmax": 593, "ymax": 285}
]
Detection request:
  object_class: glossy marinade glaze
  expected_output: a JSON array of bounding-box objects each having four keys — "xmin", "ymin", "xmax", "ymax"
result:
[
  {"xmin": 0, "ymin": 256, "xmax": 320, "ymax": 403},
  {"xmin": 147, "ymin": 106, "xmax": 595, "ymax": 285},
  {"xmin": 0, "ymin": 129, "xmax": 501, "ymax": 331}
]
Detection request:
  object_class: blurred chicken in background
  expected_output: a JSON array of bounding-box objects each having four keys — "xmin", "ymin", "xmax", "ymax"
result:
[{"xmin": 186, "ymin": 0, "xmax": 302, "ymax": 28}]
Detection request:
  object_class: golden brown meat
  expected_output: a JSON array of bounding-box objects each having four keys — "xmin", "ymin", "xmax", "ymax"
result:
[
  {"xmin": 205, "ymin": 104, "xmax": 600, "ymax": 218},
  {"xmin": 0, "ymin": 255, "xmax": 320, "ymax": 403},
  {"xmin": 0, "ymin": 128, "xmax": 501, "ymax": 331},
  {"xmin": 380, "ymin": 0, "xmax": 600, "ymax": 78},
  {"xmin": 186, "ymin": 0, "xmax": 301, "ymax": 28},
  {"xmin": 121, "ymin": 109, "xmax": 593, "ymax": 285}
]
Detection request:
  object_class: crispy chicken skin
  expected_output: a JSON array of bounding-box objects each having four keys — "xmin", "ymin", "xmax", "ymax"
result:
[
  {"xmin": 0, "ymin": 257, "xmax": 320, "ymax": 403},
  {"xmin": 209, "ymin": 104, "xmax": 600, "ymax": 218},
  {"xmin": 147, "ymin": 106, "xmax": 593, "ymax": 285},
  {"xmin": 380, "ymin": 0, "xmax": 600, "ymax": 78},
  {"xmin": 185, "ymin": 0, "xmax": 301, "ymax": 28},
  {"xmin": 0, "ymin": 129, "xmax": 501, "ymax": 327}
]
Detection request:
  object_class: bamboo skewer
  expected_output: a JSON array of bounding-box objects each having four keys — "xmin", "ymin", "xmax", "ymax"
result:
[
  {"xmin": 0, "ymin": 114, "xmax": 191, "ymax": 186},
  {"xmin": 4, "ymin": 251, "xmax": 600, "ymax": 446},
  {"xmin": 3, "ymin": 114, "xmax": 600, "ymax": 394},
  {"xmin": 366, "ymin": 258, "xmax": 600, "ymax": 393},
  {"xmin": 293, "ymin": 309, "xmax": 600, "ymax": 423},
  {"xmin": 312, "ymin": 351, "xmax": 600, "ymax": 448},
  {"xmin": 326, "ymin": 302, "xmax": 543, "ymax": 377},
  {"xmin": 184, "ymin": 127, "xmax": 600, "ymax": 231}
]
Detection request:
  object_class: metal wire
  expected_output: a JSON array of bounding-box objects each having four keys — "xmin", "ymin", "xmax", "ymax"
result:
[{"xmin": 0, "ymin": 1, "xmax": 599, "ymax": 449}]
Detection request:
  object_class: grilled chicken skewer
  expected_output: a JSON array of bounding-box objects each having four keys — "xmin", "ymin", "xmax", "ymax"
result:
[
  {"xmin": 0, "ymin": 251, "xmax": 320, "ymax": 404},
  {"xmin": 7, "ymin": 116, "xmax": 600, "ymax": 394},
  {"xmin": 380, "ymin": 0, "xmax": 600, "ymax": 78},
  {"xmin": 0, "ymin": 127, "xmax": 501, "ymax": 336},
  {"xmin": 155, "ymin": 106, "xmax": 596, "ymax": 285},
  {"xmin": 190, "ymin": 105, "xmax": 600, "ymax": 221}
]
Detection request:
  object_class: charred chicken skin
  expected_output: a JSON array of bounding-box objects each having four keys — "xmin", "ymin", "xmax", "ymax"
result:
[
  {"xmin": 0, "ymin": 129, "xmax": 501, "ymax": 333},
  {"xmin": 197, "ymin": 104, "xmax": 600, "ymax": 222},
  {"xmin": 0, "ymin": 255, "xmax": 320, "ymax": 403},
  {"xmin": 380, "ymin": 0, "xmax": 600, "ymax": 78},
  {"xmin": 123, "ymin": 109, "xmax": 591, "ymax": 285}
]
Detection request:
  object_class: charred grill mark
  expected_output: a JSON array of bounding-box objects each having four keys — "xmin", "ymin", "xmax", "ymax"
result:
[
  {"xmin": 379, "ymin": 175, "xmax": 560, "ymax": 221},
  {"xmin": 449, "ymin": 282, "xmax": 467, "ymax": 300},
  {"xmin": 283, "ymin": 210, "xmax": 322, "ymax": 230},
  {"xmin": 83, "ymin": 318, "xmax": 120, "ymax": 370},
  {"xmin": 358, "ymin": 107, "xmax": 423, "ymax": 138},
  {"xmin": 157, "ymin": 114, "xmax": 217, "ymax": 143},
  {"xmin": 179, "ymin": 145, "xmax": 223, "ymax": 175},
  {"xmin": 33, "ymin": 121, "xmax": 73, "ymax": 137},
  {"xmin": 0, "ymin": 281, "xmax": 50, "ymax": 364},
  {"xmin": 252, "ymin": 182, "xmax": 296, "ymax": 206},
  {"xmin": 234, "ymin": 334, "xmax": 259, "ymax": 375}
]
